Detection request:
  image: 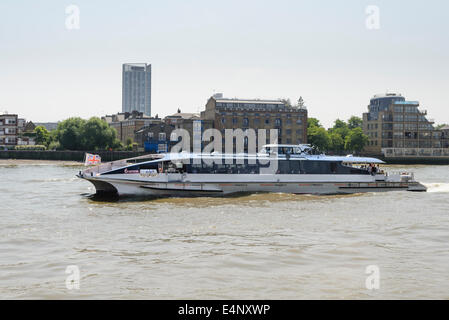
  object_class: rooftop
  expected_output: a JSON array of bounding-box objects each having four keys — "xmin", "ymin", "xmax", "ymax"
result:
[
  {"xmin": 372, "ymin": 93, "xmax": 403, "ymax": 99},
  {"xmin": 215, "ymin": 98, "xmax": 285, "ymax": 105},
  {"xmin": 166, "ymin": 112, "xmax": 200, "ymax": 120}
]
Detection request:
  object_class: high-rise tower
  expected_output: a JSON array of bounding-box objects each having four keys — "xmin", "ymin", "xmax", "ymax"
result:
[{"xmin": 122, "ymin": 63, "xmax": 151, "ymax": 116}]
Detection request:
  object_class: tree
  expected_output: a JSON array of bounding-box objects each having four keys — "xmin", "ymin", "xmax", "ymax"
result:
[
  {"xmin": 348, "ymin": 116, "xmax": 363, "ymax": 129},
  {"xmin": 329, "ymin": 131, "xmax": 345, "ymax": 153},
  {"xmin": 307, "ymin": 126, "xmax": 330, "ymax": 151},
  {"xmin": 34, "ymin": 126, "xmax": 51, "ymax": 147},
  {"xmin": 344, "ymin": 127, "xmax": 369, "ymax": 153},
  {"xmin": 328, "ymin": 119, "xmax": 350, "ymax": 140},
  {"xmin": 81, "ymin": 117, "xmax": 118, "ymax": 150},
  {"xmin": 55, "ymin": 117, "xmax": 86, "ymax": 150},
  {"xmin": 307, "ymin": 117, "xmax": 322, "ymax": 128},
  {"xmin": 55, "ymin": 117, "xmax": 121, "ymax": 150}
]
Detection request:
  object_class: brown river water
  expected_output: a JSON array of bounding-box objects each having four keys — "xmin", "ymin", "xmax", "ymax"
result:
[{"xmin": 0, "ymin": 160, "xmax": 449, "ymax": 299}]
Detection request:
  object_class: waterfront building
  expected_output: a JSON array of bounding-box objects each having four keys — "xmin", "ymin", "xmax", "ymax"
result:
[
  {"xmin": 0, "ymin": 114, "xmax": 19, "ymax": 147},
  {"xmin": 122, "ymin": 63, "xmax": 152, "ymax": 116},
  {"xmin": 201, "ymin": 94, "xmax": 308, "ymax": 151},
  {"xmin": 103, "ymin": 111, "xmax": 159, "ymax": 144},
  {"xmin": 134, "ymin": 122, "xmax": 176, "ymax": 153},
  {"xmin": 362, "ymin": 93, "xmax": 449, "ymax": 157},
  {"xmin": 0, "ymin": 114, "xmax": 36, "ymax": 147},
  {"xmin": 133, "ymin": 110, "xmax": 214, "ymax": 152},
  {"xmin": 165, "ymin": 110, "xmax": 214, "ymax": 151}
]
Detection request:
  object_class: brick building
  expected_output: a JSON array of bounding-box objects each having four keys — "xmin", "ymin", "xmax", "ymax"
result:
[
  {"xmin": 0, "ymin": 114, "xmax": 18, "ymax": 147},
  {"xmin": 201, "ymin": 94, "xmax": 308, "ymax": 151}
]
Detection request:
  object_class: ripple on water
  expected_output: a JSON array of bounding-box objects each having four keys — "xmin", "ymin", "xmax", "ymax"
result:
[{"xmin": 1, "ymin": 162, "xmax": 449, "ymax": 299}]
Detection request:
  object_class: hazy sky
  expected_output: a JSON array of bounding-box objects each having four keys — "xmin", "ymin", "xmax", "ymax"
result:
[{"xmin": 1, "ymin": 0, "xmax": 448, "ymax": 128}]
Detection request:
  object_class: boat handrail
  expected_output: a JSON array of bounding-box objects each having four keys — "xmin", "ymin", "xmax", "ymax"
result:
[
  {"xmin": 82, "ymin": 159, "xmax": 128, "ymax": 175},
  {"xmin": 387, "ymin": 171, "xmax": 415, "ymax": 179}
]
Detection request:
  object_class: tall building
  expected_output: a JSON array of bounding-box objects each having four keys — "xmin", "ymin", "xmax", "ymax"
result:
[
  {"xmin": 201, "ymin": 94, "xmax": 308, "ymax": 151},
  {"xmin": 122, "ymin": 63, "xmax": 152, "ymax": 116},
  {"xmin": 363, "ymin": 93, "xmax": 449, "ymax": 157}
]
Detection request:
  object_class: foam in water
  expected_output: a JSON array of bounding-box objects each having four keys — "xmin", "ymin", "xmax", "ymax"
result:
[{"xmin": 423, "ymin": 183, "xmax": 449, "ymax": 193}]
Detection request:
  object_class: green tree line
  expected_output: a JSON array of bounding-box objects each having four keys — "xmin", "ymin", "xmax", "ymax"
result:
[
  {"xmin": 26, "ymin": 115, "xmax": 368, "ymax": 153},
  {"xmin": 31, "ymin": 117, "xmax": 123, "ymax": 151},
  {"xmin": 307, "ymin": 116, "xmax": 368, "ymax": 154}
]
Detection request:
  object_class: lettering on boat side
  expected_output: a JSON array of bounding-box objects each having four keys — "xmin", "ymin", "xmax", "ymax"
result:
[{"xmin": 124, "ymin": 168, "xmax": 139, "ymax": 174}]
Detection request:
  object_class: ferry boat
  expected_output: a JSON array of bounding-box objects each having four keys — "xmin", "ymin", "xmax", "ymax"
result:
[{"xmin": 77, "ymin": 144, "xmax": 427, "ymax": 197}]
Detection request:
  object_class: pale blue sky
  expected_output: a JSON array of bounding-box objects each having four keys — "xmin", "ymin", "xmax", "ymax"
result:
[{"xmin": 0, "ymin": 0, "xmax": 448, "ymax": 127}]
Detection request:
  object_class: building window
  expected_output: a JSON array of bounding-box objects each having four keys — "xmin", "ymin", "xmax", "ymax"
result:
[
  {"xmin": 159, "ymin": 132, "xmax": 166, "ymax": 141},
  {"xmin": 170, "ymin": 132, "xmax": 178, "ymax": 141},
  {"xmin": 243, "ymin": 118, "xmax": 249, "ymax": 126}
]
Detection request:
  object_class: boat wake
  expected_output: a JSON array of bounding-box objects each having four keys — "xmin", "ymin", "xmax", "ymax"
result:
[{"xmin": 423, "ymin": 183, "xmax": 449, "ymax": 193}]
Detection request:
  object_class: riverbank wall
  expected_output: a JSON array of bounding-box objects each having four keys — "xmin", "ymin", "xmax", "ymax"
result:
[
  {"xmin": 1, "ymin": 150, "xmax": 449, "ymax": 164},
  {"xmin": 0, "ymin": 150, "xmax": 146, "ymax": 162},
  {"xmin": 360, "ymin": 153, "xmax": 449, "ymax": 165}
]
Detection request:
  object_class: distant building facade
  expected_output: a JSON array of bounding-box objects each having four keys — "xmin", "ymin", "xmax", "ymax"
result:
[
  {"xmin": 103, "ymin": 111, "xmax": 158, "ymax": 144},
  {"xmin": 165, "ymin": 111, "xmax": 214, "ymax": 152},
  {"xmin": 0, "ymin": 114, "xmax": 18, "ymax": 147},
  {"xmin": 363, "ymin": 93, "xmax": 449, "ymax": 157},
  {"xmin": 35, "ymin": 122, "xmax": 58, "ymax": 131},
  {"xmin": 201, "ymin": 95, "xmax": 308, "ymax": 151},
  {"xmin": 122, "ymin": 63, "xmax": 152, "ymax": 116},
  {"xmin": 134, "ymin": 122, "xmax": 176, "ymax": 153},
  {"xmin": 0, "ymin": 114, "xmax": 36, "ymax": 147}
]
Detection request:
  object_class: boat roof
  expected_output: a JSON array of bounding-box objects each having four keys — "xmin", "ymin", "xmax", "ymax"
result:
[
  {"xmin": 125, "ymin": 152, "xmax": 384, "ymax": 164},
  {"xmin": 262, "ymin": 144, "xmax": 311, "ymax": 148}
]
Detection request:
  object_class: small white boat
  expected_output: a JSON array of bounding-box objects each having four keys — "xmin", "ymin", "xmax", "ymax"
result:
[{"xmin": 77, "ymin": 144, "xmax": 427, "ymax": 197}]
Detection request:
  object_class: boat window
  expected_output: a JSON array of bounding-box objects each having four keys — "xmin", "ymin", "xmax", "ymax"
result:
[
  {"xmin": 330, "ymin": 162, "xmax": 337, "ymax": 174},
  {"xmin": 139, "ymin": 162, "xmax": 159, "ymax": 170}
]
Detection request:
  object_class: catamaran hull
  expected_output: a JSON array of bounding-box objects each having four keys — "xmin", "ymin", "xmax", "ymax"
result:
[{"xmin": 80, "ymin": 176, "xmax": 427, "ymax": 198}]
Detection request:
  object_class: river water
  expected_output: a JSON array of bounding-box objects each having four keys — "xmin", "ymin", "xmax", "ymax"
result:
[{"xmin": 0, "ymin": 160, "xmax": 448, "ymax": 299}]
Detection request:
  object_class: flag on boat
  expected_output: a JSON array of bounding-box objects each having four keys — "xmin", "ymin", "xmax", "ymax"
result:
[{"xmin": 84, "ymin": 153, "xmax": 101, "ymax": 166}]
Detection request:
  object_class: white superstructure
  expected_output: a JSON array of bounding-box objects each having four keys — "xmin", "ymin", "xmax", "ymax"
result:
[{"xmin": 77, "ymin": 144, "xmax": 426, "ymax": 197}]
